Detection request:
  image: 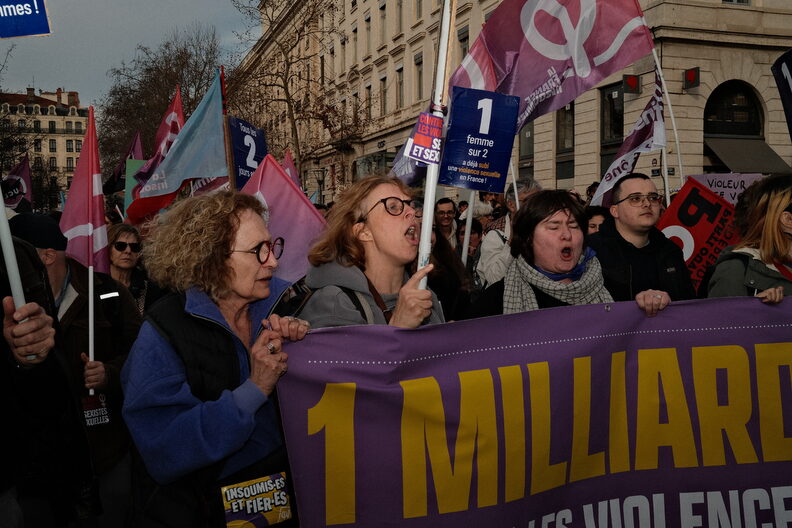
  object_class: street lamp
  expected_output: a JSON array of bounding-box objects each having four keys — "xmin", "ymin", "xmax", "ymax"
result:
[{"xmin": 314, "ymin": 168, "xmax": 327, "ymax": 205}]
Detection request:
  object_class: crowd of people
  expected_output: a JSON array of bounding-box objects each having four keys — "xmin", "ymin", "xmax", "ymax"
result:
[{"xmin": 1, "ymin": 171, "xmax": 789, "ymax": 527}]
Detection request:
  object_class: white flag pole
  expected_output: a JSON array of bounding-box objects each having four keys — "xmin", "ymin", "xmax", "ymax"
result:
[
  {"xmin": 460, "ymin": 189, "xmax": 475, "ymax": 266},
  {"xmin": 660, "ymin": 147, "xmax": 671, "ymax": 204},
  {"xmin": 88, "ymin": 265, "xmax": 95, "ymax": 396},
  {"xmin": 417, "ymin": 0, "xmax": 457, "ymax": 289},
  {"xmin": 650, "ymin": 46, "xmax": 685, "ymax": 187}
]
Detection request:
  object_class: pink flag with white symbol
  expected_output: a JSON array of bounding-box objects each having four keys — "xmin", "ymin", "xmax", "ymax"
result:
[
  {"xmin": 2, "ymin": 153, "xmax": 32, "ymax": 208},
  {"xmin": 60, "ymin": 107, "xmax": 109, "ymax": 273},
  {"xmin": 281, "ymin": 149, "xmax": 301, "ymax": 189},
  {"xmin": 241, "ymin": 154, "xmax": 326, "ymax": 283},
  {"xmin": 591, "ymin": 69, "xmax": 666, "ymax": 207},
  {"xmin": 449, "ymin": 0, "xmax": 654, "ymax": 129}
]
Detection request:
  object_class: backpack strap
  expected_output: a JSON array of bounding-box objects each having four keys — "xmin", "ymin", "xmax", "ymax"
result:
[{"xmin": 338, "ymin": 286, "xmax": 375, "ymax": 325}]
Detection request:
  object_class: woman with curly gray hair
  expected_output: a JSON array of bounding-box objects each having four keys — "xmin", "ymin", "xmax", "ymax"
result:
[{"xmin": 121, "ymin": 190, "xmax": 307, "ymax": 526}]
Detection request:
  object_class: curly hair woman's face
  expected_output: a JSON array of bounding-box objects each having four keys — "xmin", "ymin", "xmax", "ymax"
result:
[{"xmin": 225, "ymin": 210, "xmax": 278, "ymax": 305}]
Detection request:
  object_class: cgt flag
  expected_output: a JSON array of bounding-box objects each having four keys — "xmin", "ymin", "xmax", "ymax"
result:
[
  {"xmin": 591, "ymin": 69, "xmax": 666, "ymax": 207},
  {"xmin": 771, "ymin": 48, "xmax": 792, "ymax": 142},
  {"xmin": 240, "ymin": 154, "xmax": 326, "ymax": 284},
  {"xmin": 60, "ymin": 107, "xmax": 109, "ymax": 273},
  {"xmin": 2, "ymin": 153, "xmax": 32, "ymax": 209},
  {"xmin": 449, "ymin": 0, "xmax": 654, "ymax": 130}
]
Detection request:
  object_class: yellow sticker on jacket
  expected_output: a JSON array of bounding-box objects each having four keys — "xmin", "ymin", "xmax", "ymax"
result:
[{"xmin": 221, "ymin": 472, "xmax": 292, "ymax": 526}]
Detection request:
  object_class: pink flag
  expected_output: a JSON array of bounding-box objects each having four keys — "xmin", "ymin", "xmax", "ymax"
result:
[
  {"xmin": 241, "ymin": 154, "xmax": 326, "ymax": 283},
  {"xmin": 60, "ymin": 107, "xmax": 109, "ymax": 273},
  {"xmin": 591, "ymin": 69, "xmax": 665, "ymax": 206},
  {"xmin": 449, "ymin": 0, "xmax": 654, "ymax": 129},
  {"xmin": 126, "ymin": 87, "xmax": 186, "ymax": 224},
  {"xmin": 281, "ymin": 149, "xmax": 301, "ymax": 189},
  {"xmin": 2, "ymin": 153, "xmax": 32, "ymax": 208}
]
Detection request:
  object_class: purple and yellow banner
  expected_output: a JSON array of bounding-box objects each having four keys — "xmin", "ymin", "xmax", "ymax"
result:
[{"xmin": 278, "ymin": 298, "xmax": 792, "ymax": 527}]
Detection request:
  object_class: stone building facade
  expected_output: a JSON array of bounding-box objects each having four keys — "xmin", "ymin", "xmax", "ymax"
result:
[
  {"xmin": 0, "ymin": 87, "xmax": 89, "ymax": 192},
  {"xmin": 234, "ymin": 0, "xmax": 792, "ymax": 203}
]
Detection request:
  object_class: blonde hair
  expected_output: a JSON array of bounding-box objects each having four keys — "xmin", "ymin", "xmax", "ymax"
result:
[
  {"xmin": 308, "ymin": 175, "xmax": 412, "ymax": 269},
  {"xmin": 143, "ymin": 191, "xmax": 264, "ymax": 301},
  {"xmin": 736, "ymin": 175, "xmax": 792, "ymax": 264}
]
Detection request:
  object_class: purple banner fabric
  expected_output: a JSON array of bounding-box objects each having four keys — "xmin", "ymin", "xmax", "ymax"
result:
[{"xmin": 277, "ymin": 297, "xmax": 792, "ymax": 527}]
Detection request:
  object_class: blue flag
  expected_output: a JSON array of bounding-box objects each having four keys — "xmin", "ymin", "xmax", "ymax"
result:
[{"xmin": 139, "ymin": 71, "xmax": 226, "ymax": 199}]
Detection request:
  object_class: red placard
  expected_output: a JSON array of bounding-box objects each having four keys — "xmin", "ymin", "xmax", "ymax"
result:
[{"xmin": 657, "ymin": 178, "xmax": 740, "ymax": 292}]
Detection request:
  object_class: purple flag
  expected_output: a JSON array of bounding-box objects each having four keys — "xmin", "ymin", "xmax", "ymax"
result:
[
  {"xmin": 2, "ymin": 153, "xmax": 31, "ymax": 209},
  {"xmin": 449, "ymin": 0, "xmax": 655, "ymax": 130},
  {"xmin": 278, "ymin": 297, "xmax": 792, "ymax": 527},
  {"xmin": 591, "ymin": 69, "xmax": 665, "ymax": 207}
]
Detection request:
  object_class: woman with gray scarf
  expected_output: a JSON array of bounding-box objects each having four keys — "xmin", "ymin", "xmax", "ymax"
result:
[{"xmin": 503, "ymin": 190, "xmax": 613, "ymax": 313}]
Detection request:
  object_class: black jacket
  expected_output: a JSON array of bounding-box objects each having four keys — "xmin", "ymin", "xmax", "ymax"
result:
[{"xmin": 587, "ymin": 217, "xmax": 695, "ymax": 302}]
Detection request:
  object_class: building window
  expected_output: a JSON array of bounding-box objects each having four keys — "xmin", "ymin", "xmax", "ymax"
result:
[
  {"xmin": 17, "ymin": 119, "xmax": 25, "ymax": 130},
  {"xmin": 352, "ymin": 26, "xmax": 358, "ymax": 64},
  {"xmin": 49, "ymin": 139, "xmax": 57, "ymax": 152},
  {"xmin": 457, "ymin": 26, "xmax": 469, "ymax": 58},
  {"xmin": 704, "ymin": 80, "xmax": 762, "ymax": 137},
  {"xmin": 340, "ymin": 39, "xmax": 346, "ymax": 70},
  {"xmin": 364, "ymin": 13, "xmax": 371, "ymax": 56},
  {"xmin": 414, "ymin": 52, "xmax": 424, "ymax": 100},
  {"xmin": 396, "ymin": 0, "xmax": 403, "ymax": 34},
  {"xmin": 17, "ymin": 138, "xmax": 26, "ymax": 152},
  {"xmin": 722, "ymin": 0, "xmax": 749, "ymax": 4},
  {"xmin": 49, "ymin": 157, "xmax": 57, "ymax": 170},
  {"xmin": 380, "ymin": 76, "xmax": 387, "ymax": 116},
  {"xmin": 67, "ymin": 139, "xmax": 74, "ymax": 152},
  {"xmin": 33, "ymin": 156, "xmax": 42, "ymax": 169},
  {"xmin": 365, "ymin": 84, "xmax": 372, "ymax": 120},
  {"xmin": 76, "ymin": 140, "xmax": 82, "ymax": 152},
  {"xmin": 600, "ymin": 83, "xmax": 624, "ymax": 174},
  {"xmin": 519, "ymin": 121, "xmax": 534, "ymax": 160},
  {"xmin": 320, "ymin": 55, "xmax": 325, "ymax": 85},
  {"xmin": 48, "ymin": 121, "xmax": 56, "ymax": 133},
  {"xmin": 351, "ymin": 0, "xmax": 357, "ymax": 11},
  {"xmin": 415, "ymin": 0, "xmax": 422, "ymax": 21},
  {"xmin": 379, "ymin": 2, "xmax": 386, "ymax": 46},
  {"xmin": 65, "ymin": 121, "xmax": 73, "ymax": 132},
  {"xmin": 396, "ymin": 67, "xmax": 404, "ymax": 108},
  {"xmin": 556, "ymin": 103, "xmax": 575, "ymax": 181},
  {"xmin": 352, "ymin": 92, "xmax": 360, "ymax": 125},
  {"xmin": 75, "ymin": 122, "xmax": 82, "ymax": 133},
  {"xmin": 33, "ymin": 120, "xmax": 41, "ymax": 131},
  {"xmin": 34, "ymin": 139, "xmax": 42, "ymax": 152},
  {"xmin": 66, "ymin": 157, "xmax": 74, "ymax": 171}
]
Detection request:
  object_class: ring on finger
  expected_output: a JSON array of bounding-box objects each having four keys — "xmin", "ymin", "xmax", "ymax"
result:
[
  {"xmin": 653, "ymin": 294, "xmax": 662, "ymax": 300},
  {"xmin": 25, "ymin": 353, "xmax": 37, "ymax": 361},
  {"xmin": 266, "ymin": 342, "xmax": 276, "ymax": 353}
]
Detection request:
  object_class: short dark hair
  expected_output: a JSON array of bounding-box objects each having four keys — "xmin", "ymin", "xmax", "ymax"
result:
[
  {"xmin": 510, "ymin": 190, "xmax": 586, "ymax": 263},
  {"xmin": 612, "ymin": 173, "xmax": 651, "ymax": 203},
  {"xmin": 435, "ymin": 197, "xmax": 456, "ymax": 213},
  {"xmin": 585, "ymin": 206, "xmax": 610, "ymax": 222}
]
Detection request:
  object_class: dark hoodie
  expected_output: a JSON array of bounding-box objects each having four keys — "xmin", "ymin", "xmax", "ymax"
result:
[{"xmin": 586, "ymin": 216, "xmax": 695, "ymax": 302}]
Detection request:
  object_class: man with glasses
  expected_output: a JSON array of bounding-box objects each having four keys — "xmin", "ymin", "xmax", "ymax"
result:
[
  {"xmin": 9, "ymin": 212, "xmax": 141, "ymax": 526},
  {"xmin": 587, "ymin": 173, "xmax": 694, "ymax": 315},
  {"xmin": 434, "ymin": 197, "xmax": 458, "ymax": 249}
]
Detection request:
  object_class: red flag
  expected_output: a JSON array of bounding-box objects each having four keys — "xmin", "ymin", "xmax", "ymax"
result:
[
  {"xmin": 449, "ymin": 0, "xmax": 654, "ymax": 129},
  {"xmin": 657, "ymin": 178, "xmax": 739, "ymax": 293},
  {"xmin": 241, "ymin": 154, "xmax": 326, "ymax": 283},
  {"xmin": 2, "ymin": 153, "xmax": 32, "ymax": 208},
  {"xmin": 125, "ymin": 87, "xmax": 185, "ymax": 224},
  {"xmin": 60, "ymin": 107, "xmax": 109, "ymax": 273},
  {"xmin": 281, "ymin": 149, "xmax": 301, "ymax": 189}
]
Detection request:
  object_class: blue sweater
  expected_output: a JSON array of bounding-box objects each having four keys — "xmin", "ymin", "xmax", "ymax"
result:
[{"xmin": 121, "ymin": 281, "xmax": 289, "ymax": 485}]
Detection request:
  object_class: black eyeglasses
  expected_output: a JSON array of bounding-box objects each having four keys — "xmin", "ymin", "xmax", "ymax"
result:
[
  {"xmin": 113, "ymin": 241, "xmax": 142, "ymax": 253},
  {"xmin": 231, "ymin": 237, "xmax": 284, "ymax": 264},
  {"xmin": 359, "ymin": 197, "xmax": 412, "ymax": 222},
  {"xmin": 613, "ymin": 193, "xmax": 662, "ymax": 207}
]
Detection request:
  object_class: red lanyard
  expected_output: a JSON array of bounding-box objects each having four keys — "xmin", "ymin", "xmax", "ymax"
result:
[{"xmin": 773, "ymin": 260, "xmax": 792, "ymax": 282}]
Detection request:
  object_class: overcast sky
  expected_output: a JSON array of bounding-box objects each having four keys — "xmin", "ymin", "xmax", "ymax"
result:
[{"xmin": 0, "ymin": 0, "xmax": 258, "ymax": 106}]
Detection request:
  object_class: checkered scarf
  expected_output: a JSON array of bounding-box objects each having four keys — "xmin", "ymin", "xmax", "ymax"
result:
[{"xmin": 503, "ymin": 254, "xmax": 613, "ymax": 313}]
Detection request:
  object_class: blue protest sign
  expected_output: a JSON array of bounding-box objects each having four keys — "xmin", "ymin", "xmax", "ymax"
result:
[
  {"xmin": 228, "ymin": 116, "xmax": 267, "ymax": 190},
  {"xmin": 0, "ymin": 0, "xmax": 51, "ymax": 39},
  {"xmin": 439, "ymin": 86, "xmax": 519, "ymax": 193}
]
